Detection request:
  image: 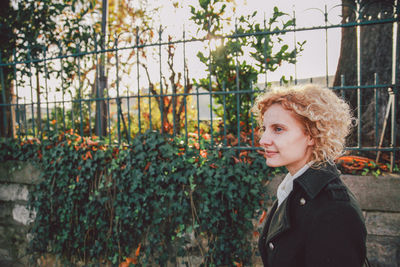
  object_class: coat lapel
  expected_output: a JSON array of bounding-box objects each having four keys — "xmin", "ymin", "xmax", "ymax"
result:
[{"xmin": 266, "ymin": 196, "xmax": 291, "ymax": 243}]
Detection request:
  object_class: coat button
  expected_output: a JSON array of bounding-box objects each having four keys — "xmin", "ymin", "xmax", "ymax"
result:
[
  {"xmin": 269, "ymin": 242, "xmax": 274, "ymax": 250},
  {"xmin": 300, "ymin": 197, "xmax": 306, "ymax": 205}
]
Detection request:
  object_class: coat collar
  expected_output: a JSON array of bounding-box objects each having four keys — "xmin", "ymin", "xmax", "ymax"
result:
[
  {"xmin": 265, "ymin": 163, "xmax": 339, "ymax": 243},
  {"xmin": 294, "ymin": 163, "xmax": 339, "ymax": 199}
]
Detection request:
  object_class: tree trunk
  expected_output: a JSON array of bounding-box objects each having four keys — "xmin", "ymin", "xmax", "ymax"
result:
[
  {"xmin": 95, "ymin": 0, "xmax": 108, "ymax": 137},
  {"xmin": 0, "ymin": 0, "xmax": 16, "ymax": 138},
  {"xmin": 334, "ymin": 0, "xmax": 399, "ymax": 151}
]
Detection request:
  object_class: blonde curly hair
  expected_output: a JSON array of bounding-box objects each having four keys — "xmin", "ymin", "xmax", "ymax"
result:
[{"xmin": 252, "ymin": 84, "xmax": 353, "ymax": 165}]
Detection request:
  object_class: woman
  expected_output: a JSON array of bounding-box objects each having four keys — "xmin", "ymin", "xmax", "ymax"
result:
[{"xmin": 252, "ymin": 84, "xmax": 367, "ymax": 267}]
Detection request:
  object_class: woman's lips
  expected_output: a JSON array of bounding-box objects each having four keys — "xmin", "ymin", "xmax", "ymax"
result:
[{"xmin": 264, "ymin": 150, "xmax": 278, "ymax": 157}]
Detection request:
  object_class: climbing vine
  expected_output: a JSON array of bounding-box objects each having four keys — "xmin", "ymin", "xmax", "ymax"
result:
[{"xmin": 0, "ymin": 130, "xmax": 278, "ymax": 266}]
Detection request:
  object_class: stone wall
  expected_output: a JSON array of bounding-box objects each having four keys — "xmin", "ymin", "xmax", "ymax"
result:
[
  {"xmin": 0, "ymin": 161, "xmax": 40, "ymax": 267},
  {"xmin": 343, "ymin": 175, "xmax": 400, "ymax": 267},
  {"xmin": 0, "ymin": 161, "xmax": 399, "ymax": 266}
]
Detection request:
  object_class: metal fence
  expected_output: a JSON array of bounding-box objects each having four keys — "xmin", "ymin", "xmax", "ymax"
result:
[{"xmin": 0, "ymin": 2, "xmax": 399, "ymax": 167}]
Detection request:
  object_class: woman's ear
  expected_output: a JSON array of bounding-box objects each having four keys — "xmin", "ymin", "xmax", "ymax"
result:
[{"xmin": 307, "ymin": 135, "xmax": 315, "ymax": 146}]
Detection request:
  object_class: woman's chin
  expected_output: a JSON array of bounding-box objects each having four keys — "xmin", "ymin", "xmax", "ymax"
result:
[{"xmin": 266, "ymin": 160, "xmax": 283, "ymax": 168}]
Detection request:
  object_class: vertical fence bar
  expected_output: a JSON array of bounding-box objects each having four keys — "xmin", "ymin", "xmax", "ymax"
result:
[
  {"xmin": 125, "ymin": 77, "xmax": 131, "ymax": 144},
  {"xmin": 43, "ymin": 46, "xmax": 50, "ymax": 134},
  {"xmin": 390, "ymin": 0, "xmax": 398, "ymax": 171},
  {"xmin": 147, "ymin": 82, "xmax": 151, "ymax": 132},
  {"xmin": 70, "ymin": 54, "xmax": 75, "ymax": 134},
  {"xmin": 250, "ymin": 82, "xmax": 255, "ymax": 147},
  {"xmin": 76, "ymin": 42, "xmax": 84, "ymax": 137},
  {"xmin": 9, "ymin": 73, "xmax": 14, "ymax": 138},
  {"xmin": 263, "ymin": 13, "xmax": 268, "ymax": 88},
  {"xmin": 374, "ymin": 73, "xmax": 379, "ymax": 147},
  {"xmin": 54, "ymin": 94, "xmax": 58, "ymax": 133},
  {"xmin": 146, "ymin": 77, "xmax": 152, "ymax": 133},
  {"xmin": 28, "ymin": 47, "xmax": 35, "ymax": 137},
  {"xmin": 172, "ymin": 92, "xmax": 176, "ymax": 136},
  {"xmin": 115, "ymin": 37, "xmax": 121, "ymax": 144},
  {"xmin": 136, "ymin": 27, "xmax": 141, "ymax": 134},
  {"xmin": 37, "ymin": 57, "xmax": 43, "ymax": 140},
  {"xmin": 208, "ymin": 33, "xmax": 214, "ymax": 147},
  {"xmin": 87, "ymin": 41, "xmax": 92, "ymax": 138},
  {"xmin": 23, "ymin": 97, "xmax": 28, "ymax": 137},
  {"xmin": 340, "ymin": 74, "xmax": 345, "ymax": 99},
  {"xmin": 183, "ymin": 26, "xmax": 188, "ymax": 147},
  {"xmin": 324, "ymin": 5, "xmax": 329, "ymax": 88},
  {"xmin": 125, "ymin": 32, "xmax": 132, "ymax": 143},
  {"xmin": 88, "ymin": 78, "xmax": 92, "ymax": 138},
  {"xmin": 159, "ymin": 26, "xmax": 164, "ymax": 134},
  {"xmin": 105, "ymin": 41, "xmax": 111, "ymax": 145},
  {"xmin": 94, "ymin": 34, "xmax": 100, "ymax": 137},
  {"xmin": 293, "ymin": 7, "xmax": 298, "ymax": 85},
  {"xmin": 196, "ymin": 85, "xmax": 201, "ymax": 149},
  {"xmin": 13, "ymin": 49, "xmax": 21, "ymax": 140},
  {"xmin": 145, "ymin": 30, "xmax": 152, "ymax": 133},
  {"xmin": 222, "ymin": 81, "xmax": 227, "ymax": 147},
  {"xmin": 356, "ymin": 0, "xmax": 362, "ymax": 149},
  {"xmin": 235, "ymin": 20, "xmax": 241, "ymax": 148},
  {"xmin": 58, "ymin": 43, "xmax": 66, "ymax": 131},
  {"xmin": 172, "ymin": 37, "xmax": 177, "ymax": 137},
  {"xmin": 54, "ymin": 95, "xmax": 58, "ymax": 133}
]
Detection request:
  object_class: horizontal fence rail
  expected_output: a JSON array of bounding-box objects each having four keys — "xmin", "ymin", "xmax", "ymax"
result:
[{"xmin": 0, "ymin": 2, "xmax": 399, "ymax": 169}]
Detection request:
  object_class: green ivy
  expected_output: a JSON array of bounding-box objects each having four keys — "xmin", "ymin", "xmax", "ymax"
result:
[{"xmin": 0, "ymin": 130, "xmax": 278, "ymax": 266}]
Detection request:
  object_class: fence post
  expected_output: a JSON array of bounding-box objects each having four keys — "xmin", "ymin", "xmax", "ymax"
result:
[
  {"xmin": 136, "ymin": 27, "xmax": 141, "ymax": 135},
  {"xmin": 12, "ymin": 49, "xmax": 21, "ymax": 141},
  {"xmin": 356, "ymin": 0, "xmax": 362, "ymax": 149},
  {"xmin": 158, "ymin": 25, "xmax": 164, "ymax": 134},
  {"xmin": 390, "ymin": 0, "xmax": 399, "ymax": 171}
]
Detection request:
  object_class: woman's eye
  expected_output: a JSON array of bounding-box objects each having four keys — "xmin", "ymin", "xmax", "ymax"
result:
[
  {"xmin": 261, "ymin": 126, "xmax": 266, "ymax": 132},
  {"xmin": 274, "ymin": 127, "xmax": 283, "ymax": 132}
]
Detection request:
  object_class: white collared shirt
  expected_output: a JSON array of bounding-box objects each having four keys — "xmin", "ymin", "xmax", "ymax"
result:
[{"xmin": 277, "ymin": 162, "xmax": 313, "ymax": 207}]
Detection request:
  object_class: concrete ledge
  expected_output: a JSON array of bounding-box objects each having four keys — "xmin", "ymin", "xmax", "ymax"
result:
[
  {"xmin": 342, "ymin": 174, "xmax": 400, "ymax": 212},
  {"xmin": 366, "ymin": 235, "xmax": 400, "ymax": 267},
  {"xmin": 0, "ymin": 184, "xmax": 29, "ymax": 202},
  {"xmin": 0, "ymin": 161, "xmax": 41, "ymax": 185},
  {"xmin": 0, "ymin": 202, "xmax": 13, "ymax": 220},
  {"xmin": 365, "ymin": 212, "xmax": 400, "ymax": 237},
  {"xmin": 263, "ymin": 173, "xmax": 400, "ymax": 213}
]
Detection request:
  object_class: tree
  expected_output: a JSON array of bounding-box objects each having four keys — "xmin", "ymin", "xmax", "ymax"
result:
[
  {"xmin": 87, "ymin": 0, "xmax": 155, "ymax": 138},
  {"xmin": 0, "ymin": 0, "xmax": 155, "ymax": 140},
  {"xmin": 333, "ymin": 0, "xmax": 399, "ymax": 152},
  {"xmin": 0, "ymin": 0, "xmax": 95, "ymax": 138},
  {"xmin": 138, "ymin": 34, "xmax": 195, "ymax": 136},
  {"xmin": 79, "ymin": 0, "xmax": 156, "ymax": 139},
  {"xmin": 0, "ymin": 0, "xmax": 15, "ymax": 137}
]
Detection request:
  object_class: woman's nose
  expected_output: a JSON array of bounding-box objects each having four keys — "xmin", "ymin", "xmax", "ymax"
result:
[{"xmin": 260, "ymin": 131, "xmax": 272, "ymax": 146}]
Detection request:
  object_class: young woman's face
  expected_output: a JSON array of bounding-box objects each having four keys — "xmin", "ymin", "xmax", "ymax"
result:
[{"xmin": 260, "ymin": 103, "xmax": 314, "ymax": 175}]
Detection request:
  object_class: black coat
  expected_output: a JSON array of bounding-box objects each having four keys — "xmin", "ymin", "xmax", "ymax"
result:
[{"xmin": 258, "ymin": 164, "xmax": 367, "ymax": 267}]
